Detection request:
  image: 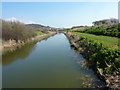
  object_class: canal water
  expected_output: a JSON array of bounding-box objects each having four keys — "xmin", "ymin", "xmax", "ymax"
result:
[{"xmin": 2, "ymin": 33, "xmax": 105, "ymax": 88}]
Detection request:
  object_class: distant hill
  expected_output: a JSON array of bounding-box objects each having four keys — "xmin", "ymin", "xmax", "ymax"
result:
[
  {"xmin": 26, "ymin": 24, "xmax": 56, "ymax": 31},
  {"xmin": 26, "ymin": 24, "xmax": 46, "ymax": 28},
  {"xmin": 71, "ymin": 26, "xmax": 88, "ymax": 31}
]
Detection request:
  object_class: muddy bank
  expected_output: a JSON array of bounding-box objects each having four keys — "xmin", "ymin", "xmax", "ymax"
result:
[
  {"xmin": 2, "ymin": 32, "xmax": 56, "ymax": 54},
  {"xmin": 65, "ymin": 32, "xmax": 120, "ymax": 89}
]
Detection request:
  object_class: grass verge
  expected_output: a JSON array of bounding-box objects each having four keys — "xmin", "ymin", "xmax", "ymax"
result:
[{"xmin": 71, "ymin": 32, "xmax": 119, "ymax": 50}]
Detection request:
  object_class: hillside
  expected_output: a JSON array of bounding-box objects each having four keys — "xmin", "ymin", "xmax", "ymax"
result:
[{"xmin": 26, "ymin": 24, "xmax": 56, "ymax": 31}]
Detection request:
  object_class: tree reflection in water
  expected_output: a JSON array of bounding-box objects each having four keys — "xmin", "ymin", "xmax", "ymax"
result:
[{"xmin": 2, "ymin": 41, "xmax": 37, "ymax": 65}]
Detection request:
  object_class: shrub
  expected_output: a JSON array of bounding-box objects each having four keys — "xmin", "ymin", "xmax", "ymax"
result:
[
  {"xmin": 75, "ymin": 24, "xmax": 119, "ymax": 37},
  {"xmin": 78, "ymin": 35, "xmax": 120, "ymax": 75},
  {"xmin": 2, "ymin": 20, "xmax": 36, "ymax": 41}
]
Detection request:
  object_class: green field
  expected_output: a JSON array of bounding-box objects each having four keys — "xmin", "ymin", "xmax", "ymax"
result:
[
  {"xmin": 34, "ymin": 31, "xmax": 44, "ymax": 35},
  {"xmin": 71, "ymin": 32, "xmax": 119, "ymax": 50}
]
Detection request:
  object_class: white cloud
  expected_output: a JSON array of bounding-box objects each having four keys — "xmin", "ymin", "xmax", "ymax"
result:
[
  {"xmin": 5, "ymin": 17, "xmax": 18, "ymax": 22},
  {"xmin": 5, "ymin": 17, "xmax": 37, "ymax": 24}
]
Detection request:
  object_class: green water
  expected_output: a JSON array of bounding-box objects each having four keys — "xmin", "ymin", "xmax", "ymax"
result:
[{"xmin": 2, "ymin": 33, "xmax": 105, "ymax": 88}]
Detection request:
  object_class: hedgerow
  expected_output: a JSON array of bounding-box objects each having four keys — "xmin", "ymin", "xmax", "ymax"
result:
[{"xmin": 75, "ymin": 24, "xmax": 119, "ymax": 37}]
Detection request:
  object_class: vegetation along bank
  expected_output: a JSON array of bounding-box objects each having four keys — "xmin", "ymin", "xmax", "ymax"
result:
[
  {"xmin": 65, "ymin": 32, "xmax": 119, "ymax": 89},
  {"xmin": 64, "ymin": 21, "xmax": 120, "ymax": 89},
  {"xmin": 1, "ymin": 20, "xmax": 56, "ymax": 54}
]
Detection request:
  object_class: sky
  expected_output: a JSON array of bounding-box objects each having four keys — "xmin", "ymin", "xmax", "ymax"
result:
[{"xmin": 2, "ymin": 2, "xmax": 118, "ymax": 28}]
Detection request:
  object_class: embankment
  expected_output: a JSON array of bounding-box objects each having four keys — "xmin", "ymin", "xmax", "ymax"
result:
[
  {"xmin": 2, "ymin": 32, "xmax": 56, "ymax": 54},
  {"xmin": 65, "ymin": 32, "xmax": 120, "ymax": 89}
]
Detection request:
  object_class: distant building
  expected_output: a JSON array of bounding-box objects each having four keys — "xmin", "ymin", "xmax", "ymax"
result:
[{"xmin": 92, "ymin": 18, "xmax": 118, "ymax": 26}]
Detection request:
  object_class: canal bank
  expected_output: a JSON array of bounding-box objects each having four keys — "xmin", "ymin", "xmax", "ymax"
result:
[
  {"xmin": 2, "ymin": 32, "xmax": 56, "ymax": 54},
  {"xmin": 65, "ymin": 32, "xmax": 120, "ymax": 89},
  {"xmin": 2, "ymin": 33, "xmax": 105, "ymax": 88}
]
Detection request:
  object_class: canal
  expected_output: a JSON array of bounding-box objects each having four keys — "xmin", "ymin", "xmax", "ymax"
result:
[{"xmin": 2, "ymin": 33, "xmax": 105, "ymax": 88}]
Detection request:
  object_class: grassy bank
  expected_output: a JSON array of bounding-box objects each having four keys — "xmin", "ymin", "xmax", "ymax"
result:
[
  {"xmin": 34, "ymin": 31, "xmax": 45, "ymax": 35},
  {"xmin": 72, "ymin": 32, "xmax": 118, "ymax": 50},
  {"xmin": 65, "ymin": 32, "xmax": 120, "ymax": 88}
]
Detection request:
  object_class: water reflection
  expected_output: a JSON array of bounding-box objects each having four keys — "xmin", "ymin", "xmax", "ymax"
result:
[
  {"xmin": 2, "ymin": 34, "xmax": 105, "ymax": 88},
  {"xmin": 2, "ymin": 42, "xmax": 37, "ymax": 65}
]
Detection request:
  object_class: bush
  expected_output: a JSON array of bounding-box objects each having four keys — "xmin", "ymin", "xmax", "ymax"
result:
[
  {"xmin": 2, "ymin": 20, "xmax": 36, "ymax": 41},
  {"xmin": 75, "ymin": 24, "xmax": 119, "ymax": 37},
  {"xmin": 78, "ymin": 35, "xmax": 120, "ymax": 75}
]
